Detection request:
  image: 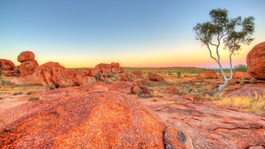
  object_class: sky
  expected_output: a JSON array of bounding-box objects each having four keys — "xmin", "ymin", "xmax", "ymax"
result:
[{"xmin": 0, "ymin": 0, "xmax": 264, "ymax": 68}]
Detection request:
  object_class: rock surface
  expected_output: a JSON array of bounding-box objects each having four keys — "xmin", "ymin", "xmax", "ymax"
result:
[
  {"xmin": 0, "ymin": 86, "xmax": 166, "ymax": 148},
  {"xmin": 200, "ymin": 70, "xmax": 218, "ymax": 79},
  {"xmin": 143, "ymin": 95, "xmax": 265, "ymax": 149},
  {"xmin": 247, "ymin": 42, "xmax": 265, "ymax": 80},
  {"xmin": 17, "ymin": 51, "xmax": 35, "ymax": 62},
  {"xmin": 1, "ymin": 83, "xmax": 265, "ymax": 148}
]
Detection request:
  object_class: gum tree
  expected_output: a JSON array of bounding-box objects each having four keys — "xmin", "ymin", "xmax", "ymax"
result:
[{"xmin": 193, "ymin": 8, "xmax": 255, "ymax": 94}]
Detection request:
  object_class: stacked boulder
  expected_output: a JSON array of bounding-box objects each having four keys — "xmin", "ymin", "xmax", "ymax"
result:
[
  {"xmin": 17, "ymin": 51, "xmax": 39, "ymax": 76},
  {"xmin": 90, "ymin": 62, "xmax": 132, "ymax": 81},
  {"xmin": 247, "ymin": 42, "xmax": 265, "ymax": 80},
  {"xmin": 0, "ymin": 59, "xmax": 16, "ymax": 76}
]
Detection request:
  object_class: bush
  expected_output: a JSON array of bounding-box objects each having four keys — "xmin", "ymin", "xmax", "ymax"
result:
[{"xmin": 234, "ymin": 64, "xmax": 247, "ymax": 72}]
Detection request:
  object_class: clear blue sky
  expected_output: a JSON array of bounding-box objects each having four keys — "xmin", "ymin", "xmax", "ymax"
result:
[{"xmin": 1, "ymin": 0, "xmax": 264, "ymax": 68}]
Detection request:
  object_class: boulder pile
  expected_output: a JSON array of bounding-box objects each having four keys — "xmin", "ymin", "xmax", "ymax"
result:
[
  {"xmin": 17, "ymin": 51, "xmax": 39, "ymax": 76},
  {"xmin": 12, "ymin": 62, "xmax": 95, "ymax": 87}
]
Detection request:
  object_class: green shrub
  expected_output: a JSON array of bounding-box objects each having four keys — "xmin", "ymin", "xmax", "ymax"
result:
[{"xmin": 234, "ymin": 64, "xmax": 247, "ymax": 72}]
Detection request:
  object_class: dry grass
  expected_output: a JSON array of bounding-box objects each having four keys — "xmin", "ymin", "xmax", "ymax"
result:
[
  {"xmin": 214, "ymin": 92, "xmax": 265, "ymax": 115},
  {"xmin": 0, "ymin": 76, "xmax": 49, "ymax": 95}
]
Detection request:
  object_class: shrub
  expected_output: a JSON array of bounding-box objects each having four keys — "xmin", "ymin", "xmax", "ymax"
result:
[{"xmin": 234, "ymin": 64, "xmax": 247, "ymax": 72}]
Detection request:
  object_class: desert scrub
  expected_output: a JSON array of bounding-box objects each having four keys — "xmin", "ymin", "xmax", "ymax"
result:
[
  {"xmin": 28, "ymin": 97, "xmax": 39, "ymax": 101},
  {"xmin": 177, "ymin": 72, "xmax": 181, "ymax": 78},
  {"xmin": 214, "ymin": 92, "xmax": 265, "ymax": 115}
]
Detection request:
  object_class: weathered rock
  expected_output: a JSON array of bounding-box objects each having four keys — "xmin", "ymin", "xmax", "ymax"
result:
[
  {"xmin": 12, "ymin": 62, "xmax": 95, "ymax": 87},
  {"xmin": 17, "ymin": 51, "xmax": 35, "ymax": 62},
  {"xmin": 0, "ymin": 86, "xmax": 166, "ymax": 148},
  {"xmin": 111, "ymin": 82, "xmax": 134, "ymax": 94},
  {"xmin": 247, "ymin": 42, "xmax": 265, "ymax": 80},
  {"xmin": 200, "ymin": 70, "xmax": 218, "ymax": 79},
  {"xmin": 131, "ymin": 71, "xmax": 143, "ymax": 77},
  {"xmin": 146, "ymin": 97, "xmax": 265, "ymax": 149},
  {"xmin": 165, "ymin": 86, "xmax": 179, "ymax": 94},
  {"xmin": 18, "ymin": 60, "xmax": 39, "ymax": 75},
  {"xmin": 0, "ymin": 59, "xmax": 15, "ymax": 71},
  {"xmin": 225, "ymin": 83, "xmax": 265, "ymax": 98},
  {"xmin": 148, "ymin": 73, "xmax": 164, "ymax": 82},
  {"xmin": 233, "ymin": 71, "xmax": 252, "ymax": 80}
]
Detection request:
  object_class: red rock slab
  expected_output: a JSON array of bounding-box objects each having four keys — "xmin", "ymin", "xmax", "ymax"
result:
[
  {"xmin": 0, "ymin": 86, "xmax": 166, "ymax": 149},
  {"xmin": 145, "ymin": 100, "xmax": 265, "ymax": 149}
]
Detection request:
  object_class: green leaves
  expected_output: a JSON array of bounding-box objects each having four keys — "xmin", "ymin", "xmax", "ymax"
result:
[{"xmin": 193, "ymin": 8, "xmax": 255, "ymax": 52}]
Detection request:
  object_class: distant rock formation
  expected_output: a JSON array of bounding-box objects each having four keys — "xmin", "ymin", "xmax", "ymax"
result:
[
  {"xmin": 0, "ymin": 59, "xmax": 16, "ymax": 76},
  {"xmin": 131, "ymin": 70, "xmax": 143, "ymax": 78},
  {"xmin": 247, "ymin": 42, "xmax": 265, "ymax": 80},
  {"xmin": 233, "ymin": 71, "xmax": 251, "ymax": 80},
  {"xmin": 199, "ymin": 70, "xmax": 218, "ymax": 79},
  {"xmin": 148, "ymin": 73, "xmax": 164, "ymax": 82},
  {"xmin": 12, "ymin": 62, "xmax": 95, "ymax": 87}
]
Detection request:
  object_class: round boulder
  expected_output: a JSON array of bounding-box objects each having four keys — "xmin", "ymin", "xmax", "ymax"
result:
[
  {"xmin": 247, "ymin": 42, "xmax": 265, "ymax": 80},
  {"xmin": 17, "ymin": 51, "xmax": 35, "ymax": 62}
]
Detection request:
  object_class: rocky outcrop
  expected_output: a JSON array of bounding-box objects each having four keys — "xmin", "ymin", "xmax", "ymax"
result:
[
  {"xmin": 200, "ymin": 70, "xmax": 218, "ymax": 79},
  {"xmin": 12, "ymin": 62, "xmax": 95, "ymax": 87},
  {"xmin": 18, "ymin": 60, "xmax": 39, "ymax": 76},
  {"xmin": 148, "ymin": 73, "xmax": 164, "ymax": 82},
  {"xmin": 17, "ymin": 51, "xmax": 39, "ymax": 75},
  {"xmin": 111, "ymin": 82, "xmax": 151, "ymax": 96},
  {"xmin": 233, "ymin": 71, "xmax": 252, "ymax": 80},
  {"xmin": 0, "ymin": 59, "xmax": 16, "ymax": 76},
  {"xmin": 89, "ymin": 62, "xmax": 133, "ymax": 82},
  {"xmin": 131, "ymin": 71, "xmax": 143, "ymax": 77},
  {"xmin": 0, "ymin": 86, "xmax": 166, "ymax": 148},
  {"xmin": 90, "ymin": 62, "xmax": 123, "ymax": 77},
  {"xmin": 247, "ymin": 42, "xmax": 265, "ymax": 80}
]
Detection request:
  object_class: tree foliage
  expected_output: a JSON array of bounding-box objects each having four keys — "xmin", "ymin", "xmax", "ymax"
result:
[{"xmin": 193, "ymin": 8, "xmax": 255, "ymax": 93}]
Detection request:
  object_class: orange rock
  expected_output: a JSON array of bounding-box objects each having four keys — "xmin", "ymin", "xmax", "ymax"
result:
[
  {"xmin": 12, "ymin": 62, "xmax": 95, "ymax": 87},
  {"xmin": 200, "ymin": 70, "xmax": 218, "ymax": 79},
  {"xmin": 131, "ymin": 71, "xmax": 143, "ymax": 77},
  {"xmin": 233, "ymin": 71, "xmax": 251, "ymax": 80},
  {"xmin": 165, "ymin": 86, "xmax": 179, "ymax": 94},
  {"xmin": 111, "ymin": 82, "xmax": 134, "ymax": 94},
  {"xmin": 18, "ymin": 60, "xmax": 39, "ymax": 75},
  {"xmin": 0, "ymin": 88, "xmax": 166, "ymax": 148},
  {"xmin": 0, "ymin": 59, "xmax": 15, "ymax": 70},
  {"xmin": 247, "ymin": 42, "xmax": 265, "ymax": 80},
  {"xmin": 17, "ymin": 51, "xmax": 35, "ymax": 62},
  {"xmin": 148, "ymin": 73, "xmax": 164, "ymax": 82}
]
